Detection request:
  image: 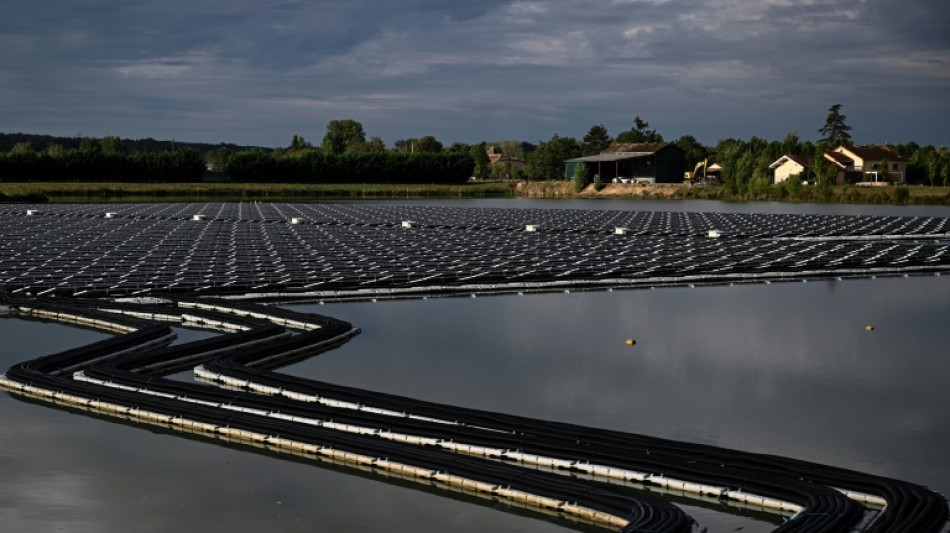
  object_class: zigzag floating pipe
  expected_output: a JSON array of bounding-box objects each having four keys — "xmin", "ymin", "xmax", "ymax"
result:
[{"xmin": 2, "ymin": 296, "xmax": 948, "ymax": 532}]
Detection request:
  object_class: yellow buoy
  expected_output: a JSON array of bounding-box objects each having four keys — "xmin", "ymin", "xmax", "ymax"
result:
[
  {"xmin": 865, "ymin": 325, "xmax": 874, "ymax": 331},
  {"xmin": 625, "ymin": 339, "xmax": 636, "ymax": 346}
]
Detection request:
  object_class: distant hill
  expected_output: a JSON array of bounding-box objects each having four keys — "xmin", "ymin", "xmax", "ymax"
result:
[{"xmin": 0, "ymin": 132, "xmax": 268, "ymax": 155}]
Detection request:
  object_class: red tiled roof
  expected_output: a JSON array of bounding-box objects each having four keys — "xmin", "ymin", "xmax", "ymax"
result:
[
  {"xmin": 839, "ymin": 145, "xmax": 907, "ymax": 162},
  {"xmin": 785, "ymin": 154, "xmax": 814, "ymax": 167},
  {"xmin": 825, "ymin": 151, "xmax": 853, "ymax": 167}
]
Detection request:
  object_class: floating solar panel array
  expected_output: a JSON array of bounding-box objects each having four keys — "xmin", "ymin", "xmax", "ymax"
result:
[{"xmin": 2, "ymin": 203, "xmax": 949, "ymax": 299}]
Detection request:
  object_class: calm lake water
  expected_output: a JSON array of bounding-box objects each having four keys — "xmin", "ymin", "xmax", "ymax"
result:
[{"xmin": 2, "ymin": 199, "xmax": 949, "ymax": 533}]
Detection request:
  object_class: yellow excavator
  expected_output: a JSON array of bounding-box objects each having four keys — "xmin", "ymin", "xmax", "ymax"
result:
[{"xmin": 684, "ymin": 160, "xmax": 707, "ymax": 183}]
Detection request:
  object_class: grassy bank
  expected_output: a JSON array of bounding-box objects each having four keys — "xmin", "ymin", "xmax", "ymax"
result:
[
  {"xmin": 519, "ymin": 181, "xmax": 950, "ymax": 205},
  {"xmin": 4, "ymin": 180, "xmax": 950, "ymax": 205},
  {"xmin": 0, "ymin": 181, "xmax": 519, "ymax": 203}
]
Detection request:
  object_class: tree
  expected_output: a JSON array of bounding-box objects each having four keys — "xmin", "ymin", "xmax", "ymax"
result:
[
  {"xmin": 470, "ymin": 142, "xmax": 491, "ymax": 179},
  {"xmin": 289, "ymin": 134, "xmax": 313, "ymax": 152},
  {"xmin": 673, "ymin": 134, "xmax": 708, "ymax": 168},
  {"xmin": 79, "ymin": 137, "xmax": 102, "ymax": 153},
  {"xmin": 730, "ymin": 151, "xmax": 755, "ymax": 193},
  {"xmin": 615, "ymin": 116, "xmax": 663, "ymax": 144},
  {"xmin": 810, "ymin": 147, "xmax": 836, "ymax": 187},
  {"xmin": 525, "ymin": 134, "xmax": 581, "ymax": 180},
  {"xmin": 818, "ymin": 104, "xmax": 853, "ymax": 147},
  {"xmin": 925, "ymin": 151, "xmax": 942, "ymax": 187},
  {"xmin": 364, "ymin": 136, "xmax": 387, "ymax": 152},
  {"xmin": 10, "ymin": 141, "xmax": 33, "ymax": 154},
  {"xmin": 46, "ymin": 143, "xmax": 65, "ymax": 158},
  {"xmin": 322, "ymin": 119, "xmax": 366, "ymax": 154},
  {"xmin": 895, "ymin": 141, "xmax": 920, "ymax": 160},
  {"xmin": 101, "ymin": 136, "xmax": 128, "ymax": 155},
  {"xmin": 446, "ymin": 141, "xmax": 471, "ymax": 153},
  {"xmin": 582, "ymin": 124, "xmax": 611, "ymax": 155},
  {"xmin": 207, "ymin": 146, "xmax": 232, "ymax": 172},
  {"xmin": 414, "ymin": 135, "xmax": 443, "ymax": 153},
  {"xmin": 877, "ymin": 158, "xmax": 890, "ymax": 182},
  {"xmin": 713, "ymin": 138, "xmax": 750, "ymax": 193},
  {"xmin": 572, "ymin": 162, "xmax": 590, "ymax": 192},
  {"xmin": 781, "ymin": 132, "xmax": 802, "ymax": 155}
]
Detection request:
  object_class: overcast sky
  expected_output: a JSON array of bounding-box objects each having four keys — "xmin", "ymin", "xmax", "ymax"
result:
[{"xmin": 2, "ymin": 0, "xmax": 948, "ymax": 148}]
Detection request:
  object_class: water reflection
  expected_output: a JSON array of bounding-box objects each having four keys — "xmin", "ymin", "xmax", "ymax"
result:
[{"xmin": 281, "ymin": 275, "xmax": 947, "ymax": 531}]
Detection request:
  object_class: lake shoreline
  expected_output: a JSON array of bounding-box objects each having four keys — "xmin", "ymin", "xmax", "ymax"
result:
[{"xmin": 2, "ymin": 180, "xmax": 950, "ymax": 205}]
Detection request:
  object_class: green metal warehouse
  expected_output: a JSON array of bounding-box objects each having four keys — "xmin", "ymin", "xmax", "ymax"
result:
[{"xmin": 564, "ymin": 142, "xmax": 687, "ymax": 183}]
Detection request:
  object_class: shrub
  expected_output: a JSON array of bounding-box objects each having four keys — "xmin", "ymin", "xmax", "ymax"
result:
[
  {"xmin": 892, "ymin": 186, "xmax": 910, "ymax": 204},
  {"xmin": 572, "ymin": 164, "xmax": 590, "ymax": 193},
  {"xmin": 747, "ymin": 177, "xmax": 771, "ymax": 197}
]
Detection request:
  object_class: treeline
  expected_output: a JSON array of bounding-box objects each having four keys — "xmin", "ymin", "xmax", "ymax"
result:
[
  {"xmin": 4, "ymin": 110, "xmax": 949, "ymax": 188},
  {"xmin": 0, "ymin": 132, "xmax": 257, "ymax": 159},
  {"xmin": 0, "ymin": 123, "xmax": 475, "ymax": 184},
  {"xmin": 227, "ymin": 151, "xmax": 473, "ymax": 184},
  {"xmin": 0, "ymin": 149, "xmax": 207, "ymax": 183}
]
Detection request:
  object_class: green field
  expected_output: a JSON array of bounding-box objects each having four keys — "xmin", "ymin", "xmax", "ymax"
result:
[
  {"xmin": 0, "ymin": 181, "xmax": 519, "ymax": 203},
  {"xmin": 3, "ymin": 180, "xmax": 950, "ymax": 205}
]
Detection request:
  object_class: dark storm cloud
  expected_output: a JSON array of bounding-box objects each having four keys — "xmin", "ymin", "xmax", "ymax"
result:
[{"xmin": 1, "ymin": 0, "xmax": 947, "ymax": 146}]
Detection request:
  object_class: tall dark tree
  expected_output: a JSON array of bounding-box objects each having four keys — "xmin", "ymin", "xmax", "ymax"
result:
[
  {"xmin": 582, "ymin": 124, "xmax": 612, "ymax": 155},
  {"xmin": 818, "ymin": 104, "xmax": 853, "ymax": 147},
  {"xmin": 615, "ymin": 116, "xmax": 663, "ymax": 144},
  {"xmin": 322, "ymin": 119, "xmax": 366, "ymax": 154},
  {"xmin": 470, "ymin": 142, "xmax": 491, "ymax": 179},
  {"xmin": 673, "ymin": 134, "xmax": 708, "ymax": 167}
]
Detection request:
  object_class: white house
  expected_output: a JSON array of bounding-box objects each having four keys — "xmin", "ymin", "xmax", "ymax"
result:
[
  {"xmin": 769, "ymin": 154, "xmax": 815, "ymax": 184},
  {"xmin": 771, "ymin": 146, "xmax": 908, "ymax": 185},
  {"xmin": 825, "ymin": 145, "xmax": 907, "ymax": 184}
]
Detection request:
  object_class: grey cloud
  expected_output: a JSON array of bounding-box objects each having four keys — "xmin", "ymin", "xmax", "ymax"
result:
[{"xmin": 1, "ymin": 0, "xmax": 947, "ymax": 146}]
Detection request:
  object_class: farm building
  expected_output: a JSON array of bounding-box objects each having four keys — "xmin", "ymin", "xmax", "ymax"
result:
[{"xmin": 565, "ymin": 142, "xmax": 687, "ymax": 183}]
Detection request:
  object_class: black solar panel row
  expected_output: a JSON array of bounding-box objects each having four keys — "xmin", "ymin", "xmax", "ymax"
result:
[{"xmin": 2, "ymin": 204, "xmax": 948, "ymax": 298}]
